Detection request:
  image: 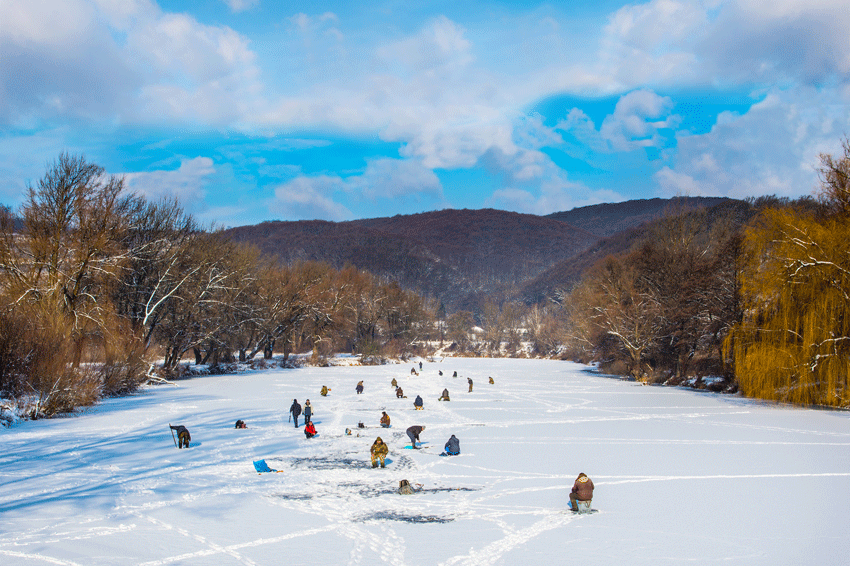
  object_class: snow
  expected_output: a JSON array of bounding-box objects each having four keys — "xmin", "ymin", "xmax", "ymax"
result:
[{"xmin": 1, "ymin": 358, "xmax": 848, "ymax": 565}]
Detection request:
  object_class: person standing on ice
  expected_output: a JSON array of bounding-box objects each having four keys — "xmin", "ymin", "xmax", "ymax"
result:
[
  {"xmin": 569, "ymin": 473, "xmax": 594, "ymax": 511},
  {"xmin": 289, "ymin": 399, "xmax": 302, "ymax": 427},
  {"xmin": 419, "ymin": 361, "xmax": 423, "ymax": 371},
  {"xmin": 304, "ymin": 399, "xmax": 312, "ymax": 423},
  {"xmin": 356, "ymin": 380, "xmax": 364, "ymax": 394},
  {"xmin": 406, "ymin": 425, "xmax": 425, "ymax": 449},
  {"xmin": 467, "ymin": 377, "xmax": 473, "ymax": 392},
  {"xmin": 371, "ymin": 437, "xmax": 388, "ymax": 468},
  {"xmin": 414, "ymin": 394, "xmax": 424, "ymax": 410}
]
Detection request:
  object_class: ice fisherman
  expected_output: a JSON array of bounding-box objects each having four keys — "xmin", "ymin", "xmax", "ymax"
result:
[
  {"xmin": 371, "ymin": 437, "xmax": 388, "ymax": 468},
  {"xmin": 396, "ymin": 386, "xmax": 405, "ymax": 398},
  {"xmin": 304, "ymin": 420, "xmax": 317, "ymax": 438},
  {"xmin": 444, "ymin": 434, "xmax": 460, "ymax": 456},
  {"xmin": 170, "ymin": 425, "xmax": 191, "ymax": 448},
  {"xmin": 234, "ymin": 420, "xmax": 247, "ymax": 429},
  {"xmin": 406, "ymin": 425, "xmax": 425, "ymax": 449},
  {"xmin": 380, "ymin": 411, "xmax": 391, "ymax": 428},
  {"xmin": 304, "ymin": 399, "xmax": 312, "ymax": 422},
  {"xmin": 397, "ymin": 479, "xmax": 415, "ymax": 495},
  {"xmin": 438, "ymin": 388, "xmax": 450, "ymax": 401},
  {"xmin": 570, "ymin": 473, "xmax": 594, "ymax": 511},
  {"xmin": 414, "ymin": 394, "xmax": 424, "ymax": 410},
  {"xmin": 489, "ymin": 376, "xmax": 494, "ymax": 384},
  {"xmin": 391, "ymin": 377, "xmax": 398, "ymax": 388},
  {"xmin": 419, "ymin": 361, "xmax": 423, "ymax": 370},
  {"xmin": 356, "ymin": 380, "xmax": 364, "ymax": 394},
  {"xmin": 320, "ymin": 385, "xmax": 329, "ymax": 396},
  {"xmin": 289, "ymin": 399, "xmax": 302, "ymax": 427},
  {"xmin": 467, "ymin": 377, "xmax": 473, "ymax": 392}
]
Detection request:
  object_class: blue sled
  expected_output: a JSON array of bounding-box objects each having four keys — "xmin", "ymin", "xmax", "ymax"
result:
[{"xmin": 253, "ymin": 459, "xmax": 277, "ymax": 473}]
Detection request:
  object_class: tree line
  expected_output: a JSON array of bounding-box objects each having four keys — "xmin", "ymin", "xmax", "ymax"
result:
[
  {"xmin": 0, "ymin": 154, "xmax": 432, "ymax": 417},
  {"xmin": 560, "ymin": 140, "xmax": 850, "ymax": 408}
]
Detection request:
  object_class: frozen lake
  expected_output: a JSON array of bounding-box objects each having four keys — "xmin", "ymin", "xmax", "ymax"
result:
[{"xmin": 1, "ymin": 358, "xmax": 848, "ymax": 565}]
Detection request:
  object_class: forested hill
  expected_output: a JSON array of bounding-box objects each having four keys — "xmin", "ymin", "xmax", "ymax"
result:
[
  {"xmin": 224, "ymin": 198, "xmax": 741, "ymax": 311},
  {"xmin": 224, "ymin": 209, "xmax": 597, "ymax": 311},
  {"xmin": 546, "ymin": 196, "xmax": 731, "ymax": 237}
]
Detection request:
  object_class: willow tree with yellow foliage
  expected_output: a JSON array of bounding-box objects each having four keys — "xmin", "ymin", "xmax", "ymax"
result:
[{"xmin": 729, "ymin": 140, "xmax": 850, "ymax": 407}]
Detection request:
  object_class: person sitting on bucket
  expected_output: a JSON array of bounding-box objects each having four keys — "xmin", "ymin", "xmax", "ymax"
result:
[
  {"xmin": 356, "ymin": 380, "xmax": 364, "ymax": 394},
  {"xmin": 444, "ymin": 434, "xmax": 460, "ymax": 456},
  {"xmin": 413, "ymin": 394, "xmax": 423, "ymax": 410},
  {"xmin": 397, "ymin": 479, "xmax": 415, "ymax": 495},
  {"xmin": 489, "ymin": 376, "xmax": 495, "ymax": 384},
  {"xmin": 570, "ymin": 472, "xmax": 594, "ymax": 512},
  {"xmin": 438, "ymin": 388, "xmax": 450, "ymax": 401},
  {"xmin": 304, "ymin": 420, "xmax": 317, "ymax": 439},
  {"xmin": 391, "ymin": 377, "xmax": 398, "ymax": 388},
  {"xmin": 371, "ymin": 437, "xmax": 388, "ymax": 468},
  {"xmin": 320, "ymin": 385, "xmax": 329, "ymax": 396},
  {"xmin": 380, "ymin": 411, "xmax": 391, "ymax": 428},
  {"xmin": 396, "ymin": 386, "xmax": 405, "ymax": 398}
]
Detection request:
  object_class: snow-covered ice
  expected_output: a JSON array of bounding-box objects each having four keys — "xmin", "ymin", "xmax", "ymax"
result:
[{"xmin": 1, "ymin": 358, "xmax": 848, "ymax": 565}]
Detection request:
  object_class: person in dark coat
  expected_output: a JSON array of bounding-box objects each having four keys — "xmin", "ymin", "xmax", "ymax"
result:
[
  {"xmin": 452, "ymin": 371, "xmax": 457, "ymax": 378},
  {"xmin": 396, "ymin": 386, "xmax": 405, "ymax": 398},
  {"xmin": 356, "ymin": 380, "xmax": 364, "ymax": 394},
  {"xmin": 380, "ymin": 411, "xmax": 391, "ymax": 428},
  {"xmin": 439, "ymin": 370, "xmax": 443, "ymax": 376},
  {"xmin": 444, "ymin": 434, "xmax": 460, "ymax": 455},
  {"xmin": 304, "ymin": 420, "xmax": 317, "ymax": 438},
  {"xmin": 438, "ymin": 388, "xmax": 450, "ymax": 401},
  {"xmin": 413, "ymin": 394, "xmax": 423, "ymax": 410},
  {"xmin": 467, "ymin": 377, "xmax": 473, "ymax": 392},
  {"xmin": 170, "ymin": 425, "xmax": 191, "ymax": 448},
  {"xmin": 304, "ymin": 400, "xmax": 312, "ymax": 422},
  {"xmin": 419, "ymin": 361, "xmax": 423, "ymax": 370},
  {"xmin": 289, "ymin": 399, "xmax": 302, "ymax": 427},
  {"xmin": 234, "ymin": 420, "xmax": 247, "ymax": 429},
  {"xmin": 406, "ymin": 425, "xmax": 425, "ymax": 449},
  {"xmin": 570, "ymin": 473, "xmax": 594, "ymax": 511}
]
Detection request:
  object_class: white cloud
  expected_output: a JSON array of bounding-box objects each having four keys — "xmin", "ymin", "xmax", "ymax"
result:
[
  {"xmin": 269, "ymin": 175, "xmax": 351, "ymax": 221},
  {"xmin": 655, "ymin": 84, "xmax": 850, "ymax": 198},
  {"xmin": 600, "ymin": 89, "xmax": 678, "ymax": 151},
  {"xmin": 352, "ymin": 158, "xmax": 443, "ymax": 200},
  {"xmin": 223, "ymin": 0, "xmax": 259, "ymax": 13},
  {"xmin": 267, "ymin": 157, "xmax": 444, "ymax": 220},
  {"xmin": 489, "ymin": 179, "xmax": 623, "ymax": 215},
  {"xmin": 123, "ymin": 157, "xmax": 215, "ymax": 208},
  {"xmin": 0, "ymin": 1, "xmax": 262, "ymax": 127}
]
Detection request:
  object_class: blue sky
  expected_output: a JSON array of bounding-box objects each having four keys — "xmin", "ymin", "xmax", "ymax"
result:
[{"xmin": 2, "ymin": 1, "xmax": 849, "ymax": 227}]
